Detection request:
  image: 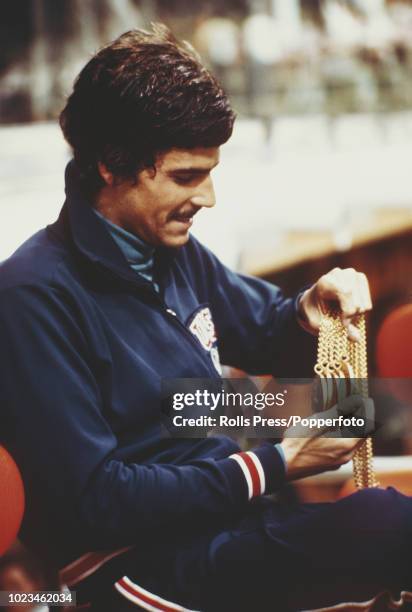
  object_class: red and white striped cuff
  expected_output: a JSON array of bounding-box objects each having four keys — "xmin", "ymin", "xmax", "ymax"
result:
[
  {"xmin": 114, "ymin": 575, "xmax": 199, "ymax": 611},
  {"xmin": 229, "ymin": 451, "xmax": 266, "ymax": 499}
]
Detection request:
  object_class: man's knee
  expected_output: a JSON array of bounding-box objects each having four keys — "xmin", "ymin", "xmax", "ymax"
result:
[{"xmin": 339, "ymin": 486, "xmax": 412, "ymax": 533}]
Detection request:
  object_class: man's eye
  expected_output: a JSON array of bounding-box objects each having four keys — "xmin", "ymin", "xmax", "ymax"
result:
[{"xmin": 174, "ymin": 175, "xmax": 196, "ymax": 185}]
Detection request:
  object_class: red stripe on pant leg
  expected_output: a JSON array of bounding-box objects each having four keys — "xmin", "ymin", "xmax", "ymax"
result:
[
  {"xmin": 117, "ymin": 577, "xmax": 181, "ymax": 611},
  {"xmin": 238, "ymin": 452, "xmax": 261, "ymax": 496},
  {"xmin": 60, "ymin": 547, "xmax": 133, "ymax": 586},
  {"xmin": 61, "ymin": 552, "xmax": 108, "ymax": 586}
]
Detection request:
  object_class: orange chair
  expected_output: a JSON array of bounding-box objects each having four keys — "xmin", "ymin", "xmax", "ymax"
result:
[
  {"xmin": 376, "ymin": 303, "xmax": 412, "ymax": 377},
  {"xmin": 0, "ymin": 446, "xmax": 25, "ymax": 556},
  {"xmin": 376, "ymin": 303, "xmax": 412, "ymax": 405}
]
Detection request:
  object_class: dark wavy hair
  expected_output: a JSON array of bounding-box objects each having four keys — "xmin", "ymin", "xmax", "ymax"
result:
[{"xmin": 59, "ymin": 23, "xmax": 236, "ymax": 198}]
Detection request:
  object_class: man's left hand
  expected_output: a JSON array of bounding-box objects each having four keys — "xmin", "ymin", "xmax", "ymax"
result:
[{"xmin": 298, "ymin": 267, "xmax": 372, "ymax": 342}]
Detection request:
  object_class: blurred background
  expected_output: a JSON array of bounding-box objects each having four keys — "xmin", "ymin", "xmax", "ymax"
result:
[{"xmin": 2, "ymin": 0, "xmax": 412, "ymax": 370}]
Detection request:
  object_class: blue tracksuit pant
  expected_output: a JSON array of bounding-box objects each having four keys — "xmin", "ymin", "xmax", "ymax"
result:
[{"xmin": 74, "ymin": 487, "xmax": 412, "ymax": 611}]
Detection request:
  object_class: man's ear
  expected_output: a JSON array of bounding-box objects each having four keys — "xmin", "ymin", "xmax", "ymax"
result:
[{"xmin": 97, "ymin": 162, "xmax": 114, "ymax": 187}]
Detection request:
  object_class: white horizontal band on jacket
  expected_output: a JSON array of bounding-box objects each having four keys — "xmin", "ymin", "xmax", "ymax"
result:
[{"xmin": 229, "ymin": 451, "xmax": 266, "ymax": 499}]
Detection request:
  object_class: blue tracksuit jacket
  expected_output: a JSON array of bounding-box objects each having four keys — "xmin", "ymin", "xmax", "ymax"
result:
[{"xmin": 0, "ymin": 161, "xmax": 316, "ymax": 567}]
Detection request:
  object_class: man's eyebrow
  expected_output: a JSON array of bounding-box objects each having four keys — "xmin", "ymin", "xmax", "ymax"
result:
[{"xmin": 168, "ymin": 162, "xmax": 219, "ymax": 174}]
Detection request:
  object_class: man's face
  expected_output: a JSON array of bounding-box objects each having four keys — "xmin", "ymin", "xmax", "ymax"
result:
[{"xmin": 95, "ymin": 147, "xmax": 219, "ymax": 248}]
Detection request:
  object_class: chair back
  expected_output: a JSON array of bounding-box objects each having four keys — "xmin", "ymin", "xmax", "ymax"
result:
[
  {"xmin": 376, "ymin": 303, "xmax": 412, "ymax": 406},
  {"xmin": 376, "ymin": 303, "xmax": 412, "ymax": 377},
  {"xmin": 0, "ymin": 446, "xmax": 25, "ymax": 556}
]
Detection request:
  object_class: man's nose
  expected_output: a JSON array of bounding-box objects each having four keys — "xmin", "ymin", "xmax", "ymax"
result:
[{"xmin": 191, "ymin": 177, "xmax": 216, "ymax": 209}]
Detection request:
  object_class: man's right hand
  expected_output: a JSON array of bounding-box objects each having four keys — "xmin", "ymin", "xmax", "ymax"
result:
[{"xmin": 279, "ymin": 395, "xmax": 373, "ymax": 481}]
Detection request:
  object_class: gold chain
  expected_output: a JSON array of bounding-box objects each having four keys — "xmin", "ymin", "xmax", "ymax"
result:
[{"xmin": 314, "ymin": 311, "xmax": 378, "ymax": 489}]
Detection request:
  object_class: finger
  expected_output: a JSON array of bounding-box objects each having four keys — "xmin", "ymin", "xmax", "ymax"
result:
[
  {"xmin": 364, "ymin": 403, "xmax": 376, "ymax": 435},
  {"xmin": 353, "ymin": 397, "xmax": 375, "ymax": 435},
  {"xmin": 337, "ymin": 396, "xmax": 376, "ymax": 437},
  {"xmin": 342, "ymin": 436, "xmax": 364, "ymax": 452},
  {"xmin": 336, "ymin": 394, "xmax": 364, "ymax": 415},
  {"xmin": 340, "ymin": 268, "xmax": 364, "ymax": 315},
  {"xmin": 337, "ymin": 394, "xmax": 374, "ymax": 418},
  {"xmin": 363, "ymin": 397, "xmax": 375, "ymax": 422},
  {"xmin": 284, "ymin": 421, "xmax": 318, "ymax": 439},
  {"xmin": 339, "ymin": 271, "xmax": 371, "ymax": 325},
  {"xmin": 357, "ymin": 272, "xmax": 373, "ymax": 311},
  {"xmin": 320, "ymin": 271, "xmax": 359, "ymax": 318},
  {"xmin": 318, "ymin": 268, "xmax": 368, "ymax": 310}
]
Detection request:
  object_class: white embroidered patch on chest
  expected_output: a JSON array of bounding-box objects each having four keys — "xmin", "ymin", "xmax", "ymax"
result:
[
  {"xmin": 188, "ymin": 306, "xmax": 222, "ymax": 374},
  {"xmin": 189, "ymin": 307, "xmax": 216, "ymax": 349}
]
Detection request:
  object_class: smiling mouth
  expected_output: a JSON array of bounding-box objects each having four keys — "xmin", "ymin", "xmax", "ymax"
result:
[{"xmin": 169, "ymin": 209, "xmax": 199, "ymax": 224}]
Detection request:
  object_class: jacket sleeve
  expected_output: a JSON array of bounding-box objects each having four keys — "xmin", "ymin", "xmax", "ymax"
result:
[
  {"xmin": 188, "ymin": 237, "xmax": 317, "ymax": 377},
  {"xmin": 0, "ymin": 284, "xmax": 286, "ymax": 547}
]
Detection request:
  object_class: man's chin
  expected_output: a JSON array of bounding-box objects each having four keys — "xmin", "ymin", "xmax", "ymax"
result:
[{"xmin": 162, "ymin": 231, "xmax": 191, "ymax": 249}]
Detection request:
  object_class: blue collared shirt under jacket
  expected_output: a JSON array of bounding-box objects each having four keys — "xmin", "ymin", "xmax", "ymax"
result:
[
  {"xmin": 0, "ymin": 161, "xmax": 316, "ymax": 567},
  {"xmin": 93, "ymin": 208, "xmax": 159, "ymax": 291}
]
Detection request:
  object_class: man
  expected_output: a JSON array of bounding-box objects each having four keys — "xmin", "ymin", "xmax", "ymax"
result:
[{"xmin": 0, "ymin": 24, "xmax": 410, "ymax": 611}]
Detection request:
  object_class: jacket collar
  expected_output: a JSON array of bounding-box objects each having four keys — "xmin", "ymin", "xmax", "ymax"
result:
[{"xmin": 52, "ymin": 160, "xmax": 174, "ymax": 289}]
